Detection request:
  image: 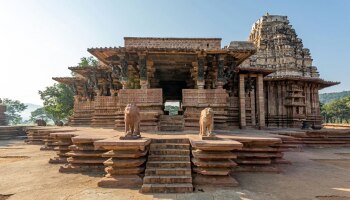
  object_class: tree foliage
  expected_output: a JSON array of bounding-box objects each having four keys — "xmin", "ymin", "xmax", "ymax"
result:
[
  {"xmin": 78, "ymin": 56, "xmax": 99, "ymax": 67},
  {"xmin": 319, "ymin": 91, "xmax": 350, "ymax": 104},
  {"xmin": 39, "ymin": 83, "xmax": 74, "ymax": 121},
  {"xmin": 2, "ymin": 98, "xmax": 27, "ymax": 125},
  {"xmin": 29, "ymin": 107, "xmax": 54, "ymax": 123},
  {"xmin": 71, "ymin": 56, "xmax": 99, "ymax": 76},
  {"xmin": 321, "ymin": 95, "xmax": 350, "ymax": 123}
]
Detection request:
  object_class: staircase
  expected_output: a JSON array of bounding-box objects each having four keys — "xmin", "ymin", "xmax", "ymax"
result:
[
  {"xmin": 159, "ymin": 115, "xmax": 184, "ymax": 131},
  {"xmin": 141, "ymin": 138, "xmax": 193, "ymax": 193}
]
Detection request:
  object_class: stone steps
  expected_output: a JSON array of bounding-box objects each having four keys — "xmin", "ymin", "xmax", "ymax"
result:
[
  {"xmin": 147, "ymin": 161, "xmax": 191, "ymax": 168},
  {"xmin": 141, "ymin": 138, "xmax": 193, "ymax": 193},
  {"xmin": 159, "ymin": 115, "xmax": 184, "ymax": 131},
  {"xmin": 141, "ymin": 183, "xmax": 193, "ymax": 193},
  {"xmin": 149, "ymin": 149, "xmax": 190, "ymax": 155},
  {"xmin": 143, "ymin": 175, "xmax": 192, "ymax": 184},
  {"xmin": 150, "ymin": 143, "xmax": 189, "ymax": 150},
  {"xmin": 145, "ymin": 167, "xmax": 191, "ymax": 176},
  {"xmin": 148, "ymin": 155, "xmax": 190, "ymax": 161}
]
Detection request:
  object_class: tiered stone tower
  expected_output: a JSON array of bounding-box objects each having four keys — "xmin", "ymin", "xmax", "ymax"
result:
[
  {"xmin": 240, "ymin": 14, "xmax": 337, "ymax": 128},
  {"xmin": 0, "ymin": 98, "xmax": 7, "ymax": 126}
]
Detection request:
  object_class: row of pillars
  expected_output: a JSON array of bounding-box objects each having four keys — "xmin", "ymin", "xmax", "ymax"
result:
[
  {"xmin": 239, "ymin": 73, "xmax": 265, "ymax": 129},
  {"xmin": 119, "ymin": 54, "xmax": 149, "ymax": 90},
  {"xmin": 196, "ymin": 55, "xmax": 225, "ymax": 89}
]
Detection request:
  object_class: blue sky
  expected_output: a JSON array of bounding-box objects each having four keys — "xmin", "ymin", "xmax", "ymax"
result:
[{"xmin": 0, "ymin": 0, "xmax": 349, "ymax": 104}]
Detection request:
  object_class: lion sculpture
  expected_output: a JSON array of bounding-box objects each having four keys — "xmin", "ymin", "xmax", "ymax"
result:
[
  {"xmin": 124, "ymin": 103, "xmax": 141, "ymax": 137},
  {"xmin": 199, "ymin": 107, "xmax": 214, "ymax": 136}
]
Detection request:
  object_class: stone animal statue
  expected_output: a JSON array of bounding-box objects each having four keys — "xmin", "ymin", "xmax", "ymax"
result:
[
  {"xmin": 35, "ymin": 119, "xmax": 47, "ymax": 126},
  {"xmin": 55, "ymin": 120, "xmax": 64, "ymax": 126},
  {"xmin": 199, "ymin": 107, "xmax": 214, "ymax": 136},
  {"xmin": 124, "ymin": 103, "xmax": 141, "ymax": 137}
]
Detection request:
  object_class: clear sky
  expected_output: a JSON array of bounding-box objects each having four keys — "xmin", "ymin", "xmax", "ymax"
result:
[{"xmin": 0, "ymin": 0, "xmax": 349, "ymax": 105}]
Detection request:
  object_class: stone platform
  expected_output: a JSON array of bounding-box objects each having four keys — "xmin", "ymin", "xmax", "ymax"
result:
[
  {"xmin": 22, "ymin": 126, "xmax": 307, "ymax": 193},
  {"xmin": 0, "ymin": 126, "xmax": 27, "ymax": 140},
  {"xmin": 94, "ymin": 137, "xmax": 151, "ymax": 188}
]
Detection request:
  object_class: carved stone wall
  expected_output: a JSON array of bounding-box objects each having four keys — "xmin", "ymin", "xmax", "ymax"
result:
[
  {"xmin": 69, "ymin": 100, "xmax": 95, "ymax": 127},
  {"xmin": 115, "ymin": 89, "xmax": 163, "ymax": 131},
  {"xmin": 92, "ymin": 96, "xmax": 119, "ymax": 128},
  {"xmin": 124, "ymin": 37, "xmax": 221, "ymax": 50},
  {"xmin": 182, "ymin": 89, "xmax": 229, "ymax": 130}
]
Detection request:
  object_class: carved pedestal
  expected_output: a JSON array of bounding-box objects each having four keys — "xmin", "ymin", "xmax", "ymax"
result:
[
  {"xmin": 59, "ymin": 135, "xmax": 107, "ymax": 173},
  {"xmin": 94, "ymin": 138, "xmax": 151, "ymax": 188},
  {"xmin": 25, "ymin": 127, "xmax": 57, "ymax": 145},
  {"xmin": 49, "ymin": 132, "xmax": 77, "ymax": 164},
  {"xmin": 232, "ymin": 136, "xmax": 284, "ymax": 173},
  {"xmin": 190, "ymin": 138, "xmax": 242, "ymax": 187}
]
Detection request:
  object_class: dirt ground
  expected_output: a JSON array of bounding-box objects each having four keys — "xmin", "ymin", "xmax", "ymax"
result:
[{"xmin": 0, "ymin": 140, "xmax": 350, "ymax": 200}]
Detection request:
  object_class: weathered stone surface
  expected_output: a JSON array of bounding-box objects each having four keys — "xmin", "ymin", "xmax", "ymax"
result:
[
  {"xmin": 193, "ymin": 174, "xmax": 239, "ymax": 187},
  {"xmin": 98, "ymin": 175, "xmax": 143, "ymax": 188},
  {"xmin": 190, "ymin": 139, "xmax": 243, "ymax": 151}
]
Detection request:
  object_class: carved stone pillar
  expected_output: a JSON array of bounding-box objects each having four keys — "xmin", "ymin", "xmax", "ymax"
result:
[
  {"xmin": 197, "ymin": 56, "xmax": 205, "ymax": 89},
  {"xmin": 120, "ymin": 55, "xmax": 128, "ymax": 89},
  {"xmin": 217, "ymin": 55, "xmax": 225, "ymax": 89},
  {"xmin": 139, "ymin": 54, "xmax": 148, "ymax": 89},
  {"xmin": 239, "ymin": 74, "xmax": 246, "ymax": 129},
  {"xmin": 256, "ymin": 74, "xmax": 265, "ymax": 129}
]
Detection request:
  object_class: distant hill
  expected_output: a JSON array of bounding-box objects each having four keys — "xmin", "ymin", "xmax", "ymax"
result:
[
  {"xmin": 20, "ymin": 103, "xmax": 42, "ymax": 121},
  {"xmin": 319, "ymin": 91, "xmax": 350, "ymax": 104}
]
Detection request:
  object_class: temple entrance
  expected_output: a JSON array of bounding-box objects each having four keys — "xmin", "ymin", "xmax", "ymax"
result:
[
  {"xmin": 159, "ymin": 81, "xmax": 186, "ymax": 102},
  {"xmin": 164, "ymin": 100, "xmax": 181, "ymax": 116}
]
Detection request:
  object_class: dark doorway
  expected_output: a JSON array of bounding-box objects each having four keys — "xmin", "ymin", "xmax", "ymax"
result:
[{"xmin": 159, "ymin": 81, "xmax": 187, "ymax": 101}]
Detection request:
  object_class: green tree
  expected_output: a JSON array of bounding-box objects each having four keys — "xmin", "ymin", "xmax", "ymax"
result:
[
  {"xmin": 39, "ymin": 83, "xmax": 74, "ymax": 121},
  {"xmin": 78, "ymin": 56, "xmax": 99, "ymax": 67},
  {"xmin": 71, "ymin": 56, "xmax": 99, "ymax": 76},
  {"xmin": 322, "ymin": 95, "xmax": 350, "ymax": 123},
  {"xmin": 2, "ymin": 98, "xmax": 27, "ymax": 125},
  {"xmin": 29, "ymin": 107, "xmax": 54, "ymax": 123}
]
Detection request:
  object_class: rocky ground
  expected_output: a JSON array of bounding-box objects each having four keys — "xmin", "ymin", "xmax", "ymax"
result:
[{"xmin": 0, "ymin": 140, "xmax": 350, "ymax": 200}]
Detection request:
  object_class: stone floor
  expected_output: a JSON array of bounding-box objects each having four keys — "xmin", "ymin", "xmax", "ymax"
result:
[{"xmin": 0, "ymin": 139, "xmax": 350, "ymax": 199}]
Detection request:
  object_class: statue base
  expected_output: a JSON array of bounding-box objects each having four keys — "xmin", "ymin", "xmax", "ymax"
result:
[
  {"xmin": 119, "ymin": 135, "xmax": 141, "ymax": 140},
  {"xmin": 200, "ymin": 135, "xmax": 219, "ymax": 140}
]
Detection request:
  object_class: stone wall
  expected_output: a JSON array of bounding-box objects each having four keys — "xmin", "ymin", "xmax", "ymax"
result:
[
  {"xmin": 0, "ymin": 105, "xmax": 7, "ymax": 125},
  {"xmin": 124, "ymin": 37, "xmax": 221, "ymax": 50},
  {"xmin": 115, "ymin": 89, "xmax": 163, "ymax": 131}
]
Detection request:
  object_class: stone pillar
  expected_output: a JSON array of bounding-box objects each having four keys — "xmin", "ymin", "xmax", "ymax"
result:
[
  {"xmin": 250, "ymin": 89, "xmax": 256, "ymax": 126},
  {"xmin": 239, "ymin": 74, "xmax": 246, "ymax": 129},
  {"xmin": 217, "ymin": 55, "xmax": 225, "ymax": 89},
  {"xmin": 139, "ymin": 54, "xmax": 148, "ymax": 89},
  {"xmin": 120, "ymin": 55, "xmax": 128, "ymax": 89},
  {"xmin": 256, "ymin": 74, "xmax": 265, "ymax": 129},
  {"xmin": 197, "ymin": 56, "xmax": 205, "ymax": 89}
]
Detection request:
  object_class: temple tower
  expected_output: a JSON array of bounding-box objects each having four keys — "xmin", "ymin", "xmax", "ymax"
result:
[{"xmin": 240, "ymin": 14, "xmax": 338, "ymax": 128}]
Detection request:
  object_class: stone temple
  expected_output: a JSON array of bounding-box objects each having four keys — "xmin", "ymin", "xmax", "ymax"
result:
[
  {"xmin": 53, "ymin": 14, "xmax": 338, "ymax": 131},
  {"xmin": 3, "ymin": 14, "xmax": 347, "ymax": 195}
]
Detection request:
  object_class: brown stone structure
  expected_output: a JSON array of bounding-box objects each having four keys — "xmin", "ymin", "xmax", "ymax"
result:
[
  {"xmin": 0, "ymin": 98, "xmax": 7, "ymax": 126},
  {"xmin": 53, "ymin": 14, "xmax": 338, "ymax": 130}
]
